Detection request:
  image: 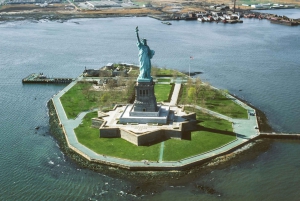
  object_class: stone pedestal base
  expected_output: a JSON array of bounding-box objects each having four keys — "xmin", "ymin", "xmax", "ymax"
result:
[
  {"xmin": 133, "ymin": 81, "xmax": 157, "ymax": 112},
  {"xmin": 119, "ymin": 104, "xmax": 170, "ymax": 124}
]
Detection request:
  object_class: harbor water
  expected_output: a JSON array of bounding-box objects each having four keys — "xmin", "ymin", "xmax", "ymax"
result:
[{"xmin": 0, "ymin": 9, "xmax": 300, "ymax": 200}]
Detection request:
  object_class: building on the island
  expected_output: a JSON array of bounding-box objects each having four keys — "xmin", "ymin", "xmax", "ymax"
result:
[
  {"xmin": 105, "ymin": 63, "xmax": 114, "ymax": 70},
  {"xmin": 83, "ymin": 64, "xmax": 129, "ymax": 77},
  {"xmin": 83, "ymin": 68, "xmax": 101, "ymax": 77},
  {"xmin": 112, "ymin": 69, "xmax": 128, "ymax": 77},
  {"xmin": 143, "ymin": 3, "xmax": 152, "ymax": 7},
  {"xmin": 86, "ymin": 1, "xmax": 121, "ymax": 8}
]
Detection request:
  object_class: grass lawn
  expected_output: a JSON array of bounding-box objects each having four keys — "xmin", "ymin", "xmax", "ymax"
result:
[
  {"xmin": 74, "ymin": 112, "xmax": 160, "ymax": 161},
  {"xmin": 60, "ymin": 82, "xmax": 173, "ymax": 119},
  {"xmin": 74, "ymin": 108, "xmax": 235, "ymax": 162},
  {"xmin": 60, "ymin": 83, "xmax": 99, "ymax": 119},
  {"xmin": 179, "ymin": 85, "xmax": 248, "ymax": 119},
  {"xmin": 163, "ymin": 131, "xmax": 235, "ymax": 161},
  {"xmin": 59, "ymin": 65, "xmax": 249, "ymax": 162},
  {"xmin": 153, "ymin": 67, "xmax": 185, "ymax": 77},
  {"xmin": 154, "ymin": 84, "xmax": 172, "ymax": 102},
  {"xmin": 60, "ymin": 82, "xmax": 131, "ymax": 119},
  {"xmin": 163, "ymin": 108, "xmax": 236, "ymax": 161}
]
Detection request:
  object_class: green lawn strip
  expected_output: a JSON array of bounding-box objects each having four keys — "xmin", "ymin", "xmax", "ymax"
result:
[
  {"xmin": 74, "ymin": 112, "xmax": 160, "ymax": 161},
  {"xmin": 60, "ymin": 83, "xmax": 98, "ymax": 119},
  {"xmin": 179, "ymin": 85, "xmax": 248, "ymax": 119},
  {"xmin": 131, "ymin": 1, "xmax": 145, "ymax": 6},
  {"xmin": 153, "ymin": 67, "xmax": 185, "ymax": 77},
  {"xmin": 163, "ymin": 131, "xmax": 235, "ymax": 161},
  {"xmin": 157, "ymin": 78, "xmax": 171, "ymax": 83},
  {"xmin": 163, "ymin": 108, "xmax": 236, "ymax": 161},
  {"xmin": 60, "ymin": 82, "xmax": 129, "ymax": 119},
  {"xmin": 154, "ymin": 84, "xmax": 172, "ymax": 102}
]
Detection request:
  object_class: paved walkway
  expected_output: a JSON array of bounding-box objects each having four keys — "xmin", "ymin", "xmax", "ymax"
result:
[
  {"xmin": 159, "ymin": 142, "xmax": 165, "ymax": 163},
  {"xmin": 169, "ymin": 83, "xmax": 181, "ymax": 106},
  {"xmin": 51, "ymin": 77, "xmax": 260, "ymax": 170}
]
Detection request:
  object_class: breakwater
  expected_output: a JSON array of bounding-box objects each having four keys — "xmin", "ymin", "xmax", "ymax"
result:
[{"xmin": 260, "ymin": 133, "xmax": 300, "ymax": 139}]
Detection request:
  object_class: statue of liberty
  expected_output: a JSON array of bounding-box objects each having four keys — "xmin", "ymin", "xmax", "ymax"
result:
[{"xmin": 136, "ymin": 26, "xmax": 155, "ymax": 81}]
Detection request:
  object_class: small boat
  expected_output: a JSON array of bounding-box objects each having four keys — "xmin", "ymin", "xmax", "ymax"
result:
[
  {"xmin": 212, "ymin": 16, "xmax": 219, "ymax": 21},
  {"xmin": 161, "ymin": 21, "xmax": 172, "ymax": 25},
  {"xmin": 197, "ymin": 17, "xmax": 204, "ymax": 22},
  {"xmin": 203, "ymin": 17, "xmax": 209, "ymax": 22},
  {"xmin": 207, "ymin": 16, "xmax": 213, "ymax": 22},
  {"xmin": 227, "ymin": 20, "xmax": 238, "ymax": 24}
]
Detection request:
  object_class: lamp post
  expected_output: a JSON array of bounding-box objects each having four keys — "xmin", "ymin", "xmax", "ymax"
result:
[{"xmin": 189, "ymin": 56, "xmax": 193, "ymax": 77}]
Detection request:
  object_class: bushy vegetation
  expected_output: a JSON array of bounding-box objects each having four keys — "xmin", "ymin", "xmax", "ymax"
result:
[
  {"xmin": 179, "ymin": 78, "xmax": 248, "ymax": 119},
  {"xmin": 152, "ymin": 66, "xmax": 185, "ymax": 77}
]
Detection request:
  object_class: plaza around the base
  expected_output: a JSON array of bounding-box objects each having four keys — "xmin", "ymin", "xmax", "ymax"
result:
[{"xmin": 51, "ymin": 74, "xmax": 260, "ymax": 170}]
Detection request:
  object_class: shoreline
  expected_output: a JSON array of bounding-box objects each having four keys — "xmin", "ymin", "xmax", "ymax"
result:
[
  {"xmin": 0, "ymin": 12, "xmax": 149, "ymax": 22},
  {"xmin": 48, "ymin": 90, "xmax": 272, "ymax": 172},
  {"xmin": 1, "ymin": 6, "xmax": 299, "ymax": 23},
  {"xmin": 48, "ymin": 98, "xmax": 277, "ymax": 196},
  {"xmin": 229, "ymin": 94, "xmax": 273, "ymax": 133}
]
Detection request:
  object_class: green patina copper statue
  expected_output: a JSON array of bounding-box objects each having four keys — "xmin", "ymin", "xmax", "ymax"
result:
[{"xmin": 136, "ymin": 26, "xmax": 155, "ymax": 82}]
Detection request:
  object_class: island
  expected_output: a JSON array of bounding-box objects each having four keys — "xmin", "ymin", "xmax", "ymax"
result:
[{"xmin": 46, "ymin": 27, "xmax": 280, "ymax": 171}]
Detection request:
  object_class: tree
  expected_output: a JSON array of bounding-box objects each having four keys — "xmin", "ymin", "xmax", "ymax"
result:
[
  {"xmin": 186, "ymin": 78, "xmax": 193, "ymax": 89},
  {"xmin": 106, "ymin": 79, "xmax": 116, "ymax": 90},
  {"xmin": 99, "ymin": 70, "xmax": 112, "ymax": 77},
  {"xmin": 194, "ymin": 77, "xmax": 202, "ymax": 100},
  {"xmin": 151, "ymin": 65, "xmax": 159, "ymax": 77},
  {"xmin": 172, "ymin": 69, "xmax": 179, "ymax": 79},
  {"xmin": 188, "ymin": 87, "xmax": 196, "ymax": 104},
  {"xmin": 82, "ymin": 83, "xmax": 91, "ymax": 100},
  {"xmin": 125, "ymin": 79, "xmax": 135, "ymax": 103}
]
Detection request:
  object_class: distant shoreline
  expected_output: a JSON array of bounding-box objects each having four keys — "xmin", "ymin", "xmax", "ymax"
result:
[{"xmin": 0, "ymin": 12, "xmax": 149, "ymax": 22}]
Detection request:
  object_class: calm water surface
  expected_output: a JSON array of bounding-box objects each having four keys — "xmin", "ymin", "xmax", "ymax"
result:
[{"xmin": 0, "ymin": 9, "xmax": 300, "ymax": 200}]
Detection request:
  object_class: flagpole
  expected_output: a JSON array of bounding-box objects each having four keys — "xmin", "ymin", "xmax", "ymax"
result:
[{"xmin": 189, "ymin": 59, "xmax": 190, "ymax": 78}]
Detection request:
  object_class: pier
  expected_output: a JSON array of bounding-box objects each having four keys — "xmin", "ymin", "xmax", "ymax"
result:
[
  {"xmin": 22, "ymin": 73, "xmax": 73, "ymax": 84},
  {"xmin": 260, "ymin": 132, "xmax": 300, "ymax": 139}
]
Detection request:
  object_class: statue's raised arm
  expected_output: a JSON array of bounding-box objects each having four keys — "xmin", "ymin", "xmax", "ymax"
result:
[{"xmin": 136, "ymin": 26, "xmax": 141, "ymax": 44}]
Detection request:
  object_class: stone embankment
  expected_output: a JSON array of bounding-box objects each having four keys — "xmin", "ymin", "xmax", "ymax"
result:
[{"xmin": 48, "ymin": 76, "xmax": 300, "ymax": 171}]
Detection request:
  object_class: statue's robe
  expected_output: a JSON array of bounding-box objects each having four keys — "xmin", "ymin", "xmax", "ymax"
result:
[{"xmin": 137, "ymin": 41, "xmax": 155, "ymax": 80}]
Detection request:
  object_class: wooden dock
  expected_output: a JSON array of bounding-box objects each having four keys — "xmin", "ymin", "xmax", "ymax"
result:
[{"xmin": 22, "ymin": 73, "xmax": 73, "ymax": 84}]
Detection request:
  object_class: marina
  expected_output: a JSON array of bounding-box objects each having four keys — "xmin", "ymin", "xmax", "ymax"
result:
[{"xmin": 151, "ymin": 11, "xmax": 299, "ymax": 26}]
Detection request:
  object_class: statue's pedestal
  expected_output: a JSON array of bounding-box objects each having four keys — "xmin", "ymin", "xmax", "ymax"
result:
[
  {"xmin": 119, "ymin": 104, "xmax": 169, "ymax": 124},
  {"xmin": 132, "ymin": 81, "xmax": 157, "ymax": 113},
  {"xmin": 119, "ymin": 79, "xmax": 169, "ymax": 124}
]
